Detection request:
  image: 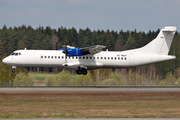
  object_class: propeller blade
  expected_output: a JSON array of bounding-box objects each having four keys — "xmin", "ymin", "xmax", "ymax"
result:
[
  {"xmin": 62, "ymin": 45, "xmax": 68, "ymax": 56},
  {"xmin": 63, "ymin": 39, "xmax": 68, "ymax": 56},
  {"xmin": 62, "ymin": 39, "xmax": 68, "ymax": 65}
]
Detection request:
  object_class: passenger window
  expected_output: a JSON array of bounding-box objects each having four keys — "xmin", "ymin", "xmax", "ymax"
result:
[
  {"xmin": 118, "ymin": 57, "xmax": 120, "ymax": 60},
  {"xmin": 51, "ymin": 56, "xmax": 53, "ymax": 59},
  {"xmin": 125, "ymin": 57, "xmax": 127, "ymax": 60},
  {"xmin": 48, "ymin": 56, "xmax": 50, "ymax": 58},
  {"xmin": 58, "ymin": 56, "xmax": 60, "ymax": 59},
  {"xmin": 45, "ymin": 56, "xmax": 46, "ymax": 58},
  {"xmin": 115, "ymin": 57, "xmax": 116, "ymax": 60},
  {"xmin": 101, "ymin": 57, "xmax": 103, "ymax": 59},
  {"xmin": 79, "ymin": 57, "xmax": 81, "ymax": 59},
  {"xmin": 83, "ymin": 57, "xmax": 85, "ymax": 59},
  {"xmin": 55, "ymin": 56, "xmax": 57, "ymax": 59},
  {"xmin": 76, "ymin": 57, "xmax": 78, "ymax": 59},
  {"xmin": 111, "ymin": 57, "xmax": 113, "ymax": 60},
  {"xmin": 41, "ymin": 56, "xmax": 43, "ymax": 58},
  {"xmin": 72, "ymin": 57, "xmax": 74, "ymax": 59},
  {"xmin": 19, "ymin": 53, "xmax": 21, "ymax": 55},
  {"xmin": 97, "ymin": 57, "xmax": 99, "ymax": 59},
  {"xmin": 121, "ymin": 57, "xmax": 123, "ymax": 60},
  {"xmin": 104, "ymin": 57, "xmax": 106, "ymax": 59},
  {"xmin": 108, "ymin": 57, "xmax": 110, "ymax": 60},
  {"xmin": 86, "ymin": 57, "xmax": 88, "ymax": 59},
  {"xmin": 15, "ymin": 53, "xmax": 18, "ymax": 56},
  {"xmin": 62, "ymin": 56, "xmax": 64, "ymax": 59},
  {"xmin": 90, "ymin": 57, "xmax": 92, "ymax": 59}
]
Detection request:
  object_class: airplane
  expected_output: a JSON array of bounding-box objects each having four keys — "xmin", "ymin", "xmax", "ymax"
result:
[{"xmin": 2, "ymin": 26, "xmax": 177, "ymax": 75}]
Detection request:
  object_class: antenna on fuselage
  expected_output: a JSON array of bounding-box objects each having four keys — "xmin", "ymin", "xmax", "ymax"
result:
[{"xmin": 24, "ymin": 48, "xmax": 27, "ymax": 50}]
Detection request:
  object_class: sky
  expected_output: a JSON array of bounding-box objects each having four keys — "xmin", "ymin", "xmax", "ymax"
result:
[{"xmin": 0, "ymin": 0, "xmax": 180, "ymax": 32}]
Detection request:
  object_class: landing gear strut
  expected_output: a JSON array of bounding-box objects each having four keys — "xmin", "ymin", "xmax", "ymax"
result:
[
  {"xmin": 12, "ymin": 68, "xmax": 15, "ymax": 73},
  {"xmin": 77, "ymin": 68, "xmax": 87, "ymax": 75},
  {"xmin": 11, "ymin": 66, "xmax": 16, "ymax": 73}
]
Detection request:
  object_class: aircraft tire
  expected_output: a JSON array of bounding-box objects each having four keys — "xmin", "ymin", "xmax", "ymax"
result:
[
  {"xmin": 12, "ymin": 69, "xmax": 15, "ymax": 73},
  {"xmin": 77, "ymin": 70, "xmax": 82, "ymax": 75},
  {"xmin": 82, "ymin": 69, "xmax": 87, "ymax": 75}
]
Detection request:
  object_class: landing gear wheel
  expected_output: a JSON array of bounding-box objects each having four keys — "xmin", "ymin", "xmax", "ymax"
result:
[
  {"xmin": 12, "ymin": 69, "xmax": 15, "ymax": 73},
  {"xmin": 76, "ymin": 68, "xmax": 88, "ymax": 75},
  {"xmin": 77, "ymin": 70, "xmax": 82, "ymax": 75},
  {"xmin": 82, "ymin": 69, "xmax": 87, "ymax": 75}
]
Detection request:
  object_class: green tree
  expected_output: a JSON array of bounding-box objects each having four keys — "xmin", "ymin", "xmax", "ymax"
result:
[
  {"xmin": 41, "ymin": 35, "xmax": 52, "ymax": 50},
  {"xmin": 75, "ymin": 73, "xmax": 92, "ymax": 86},
  {"xmin": 56, "ymin": 70, "xmax": 72, "ymax": 86},
  {"xmin": 89, "ymin": 68, "xmax": 112, "ymax": 84},
  {"xmin": 115, "ymin": 34, "xmax": 124, "ymax": 51},
  {"xmin": 125, "ymin": 35, "xmax": 136, "ymax": 50},
  {"xmin": 163, "ymin": 72, "xmax": 176, "ymax": 85},
  {"xmin": 17, "ymin": 40, "xmax": 25, "ymax": 50},
  {"xmin": 0, "ymin": 59, "xmax": 12, "ymax": 86},
  {"xmin": 13, "ymin": 72, "xmax": 33, "ymax": 86},
  {"xmin": 109, "ymin": 72, "xmax": 124, "ymax": 85},
  {"xmin": 83, "ymin": 36, "xmax": 90, "ymax": 47},
  {"xmin": 0, "ymin": 39, "xmax": 4, "ymax": 59},
  {"xmin": 46, "ymin": 76, "xmax": 57, "ymax": 86}
]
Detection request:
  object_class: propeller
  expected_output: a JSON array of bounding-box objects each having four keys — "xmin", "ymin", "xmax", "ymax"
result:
[
  {"xmin": 62, "ymin": 45, "xmax": 68, "ymax": 56},
  {"xmin": 62, "ymin": 40, "xmax": 68, "ymax": 65}
]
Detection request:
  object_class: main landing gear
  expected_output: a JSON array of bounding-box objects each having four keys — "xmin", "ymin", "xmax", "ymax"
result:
[{"xmin": 76, "ymin": 68, "xmax": 88, "ymax": 75}]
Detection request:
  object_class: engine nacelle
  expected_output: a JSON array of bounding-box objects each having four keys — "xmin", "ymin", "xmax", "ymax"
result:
[{"xmin": 59, "ymin": 48, "xmax": 90, "ymax": 56}]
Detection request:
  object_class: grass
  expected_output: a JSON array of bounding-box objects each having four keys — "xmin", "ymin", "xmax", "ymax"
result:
[
  {"xmin": 28, "ymin": 72, "xmax": 58, "ymax": 81},
  {"xmin": 0, "ymin": 91, "xmax": 180, "ymax": 118},
  {"xmin": 28, "ymin": 72, "xmax": 59, "ymax": 86}
]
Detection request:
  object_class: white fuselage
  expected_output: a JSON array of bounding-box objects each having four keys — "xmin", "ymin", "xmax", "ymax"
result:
[
  {"xmin": 2, "ymin": 26, "xmax": 177, "ymax": 72},
  {"xmin": 2, "ymin": 49, "xmax": 175, "ymax": 70}
]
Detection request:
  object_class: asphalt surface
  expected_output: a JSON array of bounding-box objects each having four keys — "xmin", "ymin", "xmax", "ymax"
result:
[{"xmin": 0, "ymin": 86, "xmax": 180, "ymax": 92}]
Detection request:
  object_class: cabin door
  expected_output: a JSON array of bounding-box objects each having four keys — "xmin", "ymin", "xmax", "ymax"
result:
[{"xmin": 129, "ymin": 53, "xmax": 134, "ymax": 66}]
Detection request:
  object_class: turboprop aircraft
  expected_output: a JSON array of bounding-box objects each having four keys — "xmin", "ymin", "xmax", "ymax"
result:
[{"xmin": 2, "ymin": 26, "xmax": 177, "ymax": 75}]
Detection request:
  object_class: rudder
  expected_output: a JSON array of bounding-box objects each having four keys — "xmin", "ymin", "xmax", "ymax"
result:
[{"xmin": 141, "ymin": 26, "xmax": 176, "ymax": 55}]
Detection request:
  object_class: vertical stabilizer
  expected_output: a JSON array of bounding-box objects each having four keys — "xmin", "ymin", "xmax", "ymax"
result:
[{"xmin": 140, "ymin": 26, "xmax": 176, "ymax": 55}]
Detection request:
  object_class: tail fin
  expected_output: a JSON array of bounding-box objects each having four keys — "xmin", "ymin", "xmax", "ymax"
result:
[{"xmin": 140, "ymin": 26, "xmax": 176, "ymax": 55}]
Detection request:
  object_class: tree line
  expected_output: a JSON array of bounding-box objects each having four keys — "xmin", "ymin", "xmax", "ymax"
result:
[{"xmin": 0, "ymin": 25, "xmax": 180, "ymax": 85}]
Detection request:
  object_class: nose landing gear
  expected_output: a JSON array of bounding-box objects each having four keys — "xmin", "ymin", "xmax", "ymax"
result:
[
  {"xmin": 11, "ymin": 66, "xmax": 16, "ymax": 73},
  {"xmin": 12, "ymin": 68, "xmax": 15, "ymax": 73}
]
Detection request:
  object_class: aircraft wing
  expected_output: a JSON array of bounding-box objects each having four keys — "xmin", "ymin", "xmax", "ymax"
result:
[{"xmin": 80, "ymin": 45, "xmax": 106, "ymax": 55}]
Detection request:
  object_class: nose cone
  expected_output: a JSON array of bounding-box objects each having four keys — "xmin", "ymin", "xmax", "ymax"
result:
[{"xmin": 2, "ymin": 57, "xmax": 8, "ymax": 64}]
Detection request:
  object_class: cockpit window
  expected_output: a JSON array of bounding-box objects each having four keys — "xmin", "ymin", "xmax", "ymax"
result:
[
  {"xmin": 11, "ymin": 52, "xmax": 22, "ymax": 56},
  {"xmin": 11, "ymin": 53, "xmax": 15, "ymax": 55}
]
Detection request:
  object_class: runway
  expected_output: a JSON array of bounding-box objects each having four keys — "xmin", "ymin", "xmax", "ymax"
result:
[
  {"xmin": 1, "ymin": 87, "xmax": 180, "ymax": 119},
  {"xmin": 0, "ymin": 86, "xmax": 180, "ymax": 92}
]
